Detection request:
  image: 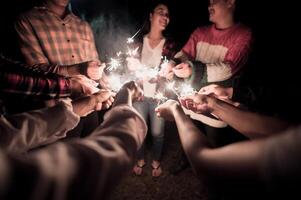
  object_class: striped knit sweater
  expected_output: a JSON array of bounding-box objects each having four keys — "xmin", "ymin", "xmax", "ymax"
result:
[{"xmin": 176, "ymin": 23, "xmax": 252, "ymax": 84}]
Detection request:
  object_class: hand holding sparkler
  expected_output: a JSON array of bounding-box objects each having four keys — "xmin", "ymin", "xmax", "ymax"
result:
[
  {"xmin": 179, "ymin": 93, "xmax": 237, "ymax": 114},
  {"xmin": 159, "ymin": 57, "xmax": 175, "ymax": 80},
  {"xmin": 70, "ymin": 75, "xmax": 100, "ymax": 98},
  {"xmin": 113, "ymin": 81, "xmax": 144, "ymax": 107},
  {"xmin": 155, "ymin": 100, "xmax": 181, "ymax": 121},
  {"xmin": 199, "ymin": 84, "xmax": 233, "ymax": 100},
  {"xmin": 121, "ymin": 81, "xmax": 144, "ymax": 101},
  {"xmin": 85, "ymin": 60, "xmax": 105, "ymax": 81},
  {"xmin": 93, "ymin": 89, "xmax": 115, "ymax": 110},
  {"xmin": 173, "ymin": 62, "xmax": 192, "ymax": 78}
]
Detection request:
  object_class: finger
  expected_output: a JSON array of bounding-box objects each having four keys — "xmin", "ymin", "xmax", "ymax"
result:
[{"xmin": 95, "ymin": 102, "xmax": 103, "ymax": 111}]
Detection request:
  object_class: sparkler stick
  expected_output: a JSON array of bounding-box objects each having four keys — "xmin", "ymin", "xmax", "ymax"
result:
[
  {"xmin": 127, "ymin": 27, "xmax": 142, "ymax": 44},
  {"xmin": 126, "ymin": 21, "xmax": 146, "ymax": 44}
]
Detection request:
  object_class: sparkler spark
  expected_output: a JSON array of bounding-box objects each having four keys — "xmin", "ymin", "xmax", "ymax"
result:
[
  {"xmin": 107, "ymin": 58, "xmax": 122, "ymax": 71},
  {"xmin": 127, "ymin": 37, "xmax": 134, "ymax": 44},
  {"xmin": 127, "ymin": 47, "xmax": 139, "ymax": 57},
  {"xmin": 107, "ymin": 74, "xmax": 123, "ymax": 92},
  {"xmin": 179, "ymin": 83, "xmax": 196, "ymax": 97},
  {"xmin": 127, "ymin": 26, "xmax": 143, "ymax": 44}
]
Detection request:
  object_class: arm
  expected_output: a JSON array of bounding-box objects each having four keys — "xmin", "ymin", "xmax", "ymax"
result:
[
  {"xmin": 182, "ymin": 94, "xmax": 291, "ymax": 138},
  {"xmin": 155, "ymin": 100, "xmax": 269, "ymax": 181},
  {"xmin": 0, "ymin": 70, "xmax": 72, "ymax": 99},
  {"xmin": 0, "ymin": 68, "xmax": 100, "ymax": 99},
  {"xmin": 174, "ymin": 27, "xmax": 252, "ymax": 82},
  {"xmin": 0, "ymin": 89, "xmax": 113, "ymax": 153},
  {"xmin": 0, "ymin": 100, "xmax": 80, "ymax": 153},
  {"xmin": 0, "ymin": 83, "xmax": 146, "ymax": 200}
]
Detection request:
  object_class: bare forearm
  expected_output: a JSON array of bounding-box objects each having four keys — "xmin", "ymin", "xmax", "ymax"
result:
[
  {"xmin": 172, "ymin": 105, "xmax": 210, "ymax": 175},
  {"xmin": 113, "ymin": 89, "xmax": 132, "ymax": 107},
  {"xmin": 210, "ymin": 98, "xmax": 291, "ymax": 138},
  {"xmin": 72, "ymin": 95, "xmax": 96, "ymax": 116}
]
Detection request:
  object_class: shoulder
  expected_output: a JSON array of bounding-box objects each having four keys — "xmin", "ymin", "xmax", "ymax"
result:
[
  {"xmin": 191, "ymin": 25, "xmax": 211, "ymax": 37},
  {"xmin": 19, "ymin": 6, "xmax": 47, "ymax": 18},
  {"xmin": 16, "ymin": 7, "xmax": 45, "ymax": 21},
  {"xmin": 233, "ymin": 23, "xmax": 252, "ymax": 38},
  {"xmin": 70, "ymin": 14, "xmax": 90, "ymax": 26}
]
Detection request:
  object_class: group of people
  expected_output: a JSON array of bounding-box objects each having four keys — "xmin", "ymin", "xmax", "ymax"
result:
[{"xmin": 0, "ymin": 0, "xmax": 299, "ymax": 199}]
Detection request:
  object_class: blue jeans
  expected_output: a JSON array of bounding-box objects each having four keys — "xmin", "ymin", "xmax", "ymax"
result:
[{"xmin": 134, "ymin": 98, "xmax": 165, "ymax": 161}]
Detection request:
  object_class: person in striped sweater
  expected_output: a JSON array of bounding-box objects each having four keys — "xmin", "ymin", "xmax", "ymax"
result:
[
  {"xmin": 171, "ymin": 0, "xmax": 252, "ymax": 89},
  {"xmin": 168, "ymin": 0, "xmax": 253, "ymax": 180}
]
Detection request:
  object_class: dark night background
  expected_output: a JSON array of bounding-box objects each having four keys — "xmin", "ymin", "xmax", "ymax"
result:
[{"xmin": 0, "ymin": 0, "xmax": 300, "ymax": 199}]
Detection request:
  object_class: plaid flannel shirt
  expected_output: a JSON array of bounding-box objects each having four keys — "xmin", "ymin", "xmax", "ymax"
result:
[
  {"xmin": 0, "ymin": 58, "xmax": 71, "ymax": 99},
  {"xmin": 15, "ymin": 5, "xmax": 99, "ymax": 70}
]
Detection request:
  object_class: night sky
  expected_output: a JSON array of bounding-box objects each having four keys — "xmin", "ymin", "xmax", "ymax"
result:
[{"xmin": 0, "ymin": 0, "xmax": 300, "ymax": 120}]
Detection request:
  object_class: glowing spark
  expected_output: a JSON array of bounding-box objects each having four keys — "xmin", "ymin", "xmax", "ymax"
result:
[
  {"xmin": 116, "ymin": 51, "xmax": 122, "ymax": 57},
  {"xmin": 127, "ymin": 37, "xmax": 134, "ymax": 44},
  {"xmin": 127, "ymin": 47, "xmax": 139, "ymax": 57},
  {"xmin": 179, "ymin": 83, "xmax": 196, "ymax": 97},
  {"xmin": 154, "ymin": 92, "xmax": 168, "ymax": 106},
  {"xmin": 166, "ymin": 81, "xmax": 175, "ymax": 91},
  {"xmin": 127, "ymin": 27, "xmax": 143, "ymax": 44},
  {"xmin": 147, "ymin": 68, "xmax": 159, "ymax": 78},
  {"xmin": 135, "ymin": 66, "xmax": 159, "ymax": 79},
  {"xmin": 107, "ymin": 58, "xmax": 121, "ymax": 71},
  {"xmin": 107, "ymin": 74, "xmax": 123, "ymax": 92},
  {"xmin": 165, "ymin": 81, "xmax": 180, "ymax": 98}
]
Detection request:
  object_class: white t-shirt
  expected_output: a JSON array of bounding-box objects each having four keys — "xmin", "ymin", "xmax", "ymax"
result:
[{"xmin": 141, "ymin": 36, "xmax": 165, "ymax": 97}]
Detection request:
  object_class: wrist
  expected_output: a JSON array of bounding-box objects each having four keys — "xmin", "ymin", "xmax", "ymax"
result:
[
  {"xmin": 113, "ymin": 88, "xmax": 132, "ymax": 107},
  {"xmin": 206, "ymin": 96, "xmax": 218, "ymax": 112},
  {"xmin": 67, "ymin": 64, "xmax": 81, "ymax": 76},
  {"xmin": 70, "ymin": 79, "xmax": 82, "ymax": 97},
  {"xmin": 226, "ymin": 87, "xmax": 234, "ymax": 99},
  {"xmin": 171, "ymin": 102, "xmax": 182, "ymax": 114}
]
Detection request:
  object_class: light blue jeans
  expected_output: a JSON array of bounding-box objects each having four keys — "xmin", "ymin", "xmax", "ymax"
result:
[{"xmin": 134, "ymin": 97, "xmax": 165, "ymax": 161}]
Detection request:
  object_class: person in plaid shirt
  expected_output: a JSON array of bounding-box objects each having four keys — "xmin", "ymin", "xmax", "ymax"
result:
[
  {"xmin": 14, "ymin": 0, "xmax": 106, "ymax": 137},
  {"xmin": 14, "ymin": 0, "xmax": 103, "ymax": 80}
]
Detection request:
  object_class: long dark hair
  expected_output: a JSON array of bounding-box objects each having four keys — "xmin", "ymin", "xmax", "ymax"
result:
[{"xmin": 138, "ymin": 0, "xmax": 171, "ymax": 39}]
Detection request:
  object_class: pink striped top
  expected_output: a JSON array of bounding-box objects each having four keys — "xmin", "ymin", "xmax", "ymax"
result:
[{"xmin": 182, "ymin": 23, "xmax": 252, "ymax": 82}]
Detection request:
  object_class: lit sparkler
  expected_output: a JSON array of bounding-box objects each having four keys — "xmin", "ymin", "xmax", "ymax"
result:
[
  {"xmin": 154, "ymin": 92, "xmax": 168, "ymax": 105},
  {"xmin": 165, "ymin": 81, "xmax": 180, "ymax": 98},
  {"xmin": 127, "ymin": 26, "xmax": 143, "ymax": 44},
  {"xmin": 179, "ymin": 83, "xmax": 197, "ymax": 97},
  {"xmin": 107, "ymin": 58, "xmax": 122, "ymax": 72},
  {"xmin": 127, "ymin": 47, "xmax": 139, "ymax": 57},
  {"xmin": 107, "ymin": 74, "xmax": 123, "ymax": 92}
]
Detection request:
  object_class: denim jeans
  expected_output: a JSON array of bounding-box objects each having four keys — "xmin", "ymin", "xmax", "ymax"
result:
[{"xmin": 134, "ymin": 98, "xmax": 165, "ymax": 161}]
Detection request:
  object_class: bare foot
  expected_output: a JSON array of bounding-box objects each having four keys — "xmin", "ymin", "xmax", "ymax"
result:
[
  {"xmin": 133, "ymin": 159, "xmax": 145, "ymax": 176},
  {"xmin": 151, "ymin": 160, "xmax": 162, "ymax": 177}
]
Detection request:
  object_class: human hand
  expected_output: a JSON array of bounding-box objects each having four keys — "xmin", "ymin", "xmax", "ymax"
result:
[
  {"xmin": 180, "ymin": 94, "xmax": 214, "ymax": 114},
  {"xmin": 159, "ymin": 62, "xmax": 175, "ymax": 80},
  {"xmin": 86, "ymin": 60, "xmax": 105, "ymax": 80},
  {"xmin": 199, "ymin": 84, "xmax": 233, "ymax": 100},
  {"xmin": 70, "ymin": 75, "xmax": 99, "ymax": 98},
  {"xmin": 93, "ymin": 89, "xmax": 115, "ymax": 110},
  {"xmin": 172, "ymin": 62, "xmax": 192, "ymax": 78},
  {"xmin": 155, "ymin": 100, "xmax": 180, "ymax": 121},
  {"xmin": 126, "ymin": 57, "xmax": 142, "ymax": 71},
  {"xmin": 121, "ymin": 81, "xmax": 143, "ymax": 101}
]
